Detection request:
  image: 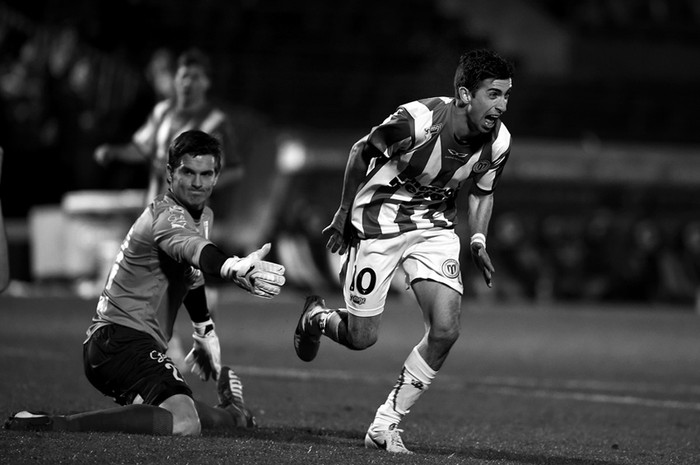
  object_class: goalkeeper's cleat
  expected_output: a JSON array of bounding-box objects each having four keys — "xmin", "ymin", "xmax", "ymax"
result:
[
  {"xmin": 364, "ymin": 423, "xmax": 413, "ymax": 454},
  {"xmin": 4, "ymin": 411, "xmax": 62, "ymax": 432},
  {"xmin": 294, "ymin": 295, "xmax": 327, "ymax": 362},
  {"xmin": 216, "ymin": 366, "xmax": 256, "ymax": 428}
]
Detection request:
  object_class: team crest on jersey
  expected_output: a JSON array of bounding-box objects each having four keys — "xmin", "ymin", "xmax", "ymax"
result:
[
  {"xmin": 471, "ymin": 160, "xmax": 492, "ymax": 174},
  {"xmin": 442, "ymin": 259, "xmax": 460, "ymax": 279},
  {"xmin": 424, "ymin": 123, "xmax": 443, "ymax": 140}
]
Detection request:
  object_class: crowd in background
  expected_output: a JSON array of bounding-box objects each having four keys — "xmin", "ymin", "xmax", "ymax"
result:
[
  {"xmin": 2, "ymin": 3, "xmax": 700, "ymax": 309},
  {"xmin": 464, "ymin": 210, "xmax": 700, "ymax": 309},
  {"xmin": 0, "ymin": 6, "xmax": 185, "ymax": 217}
]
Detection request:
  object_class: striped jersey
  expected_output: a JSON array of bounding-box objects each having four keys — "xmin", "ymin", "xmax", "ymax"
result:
[
  {"xmin": 351, "ymin": 97, "xmax": 511, "ymax": 239},
  {"xmin": 132, "ymin": 99, "xmax": 240, "ymax": 202},
  {"xmin": 85, "ymin": 192, "xmax": 214, "ymax": 350}
]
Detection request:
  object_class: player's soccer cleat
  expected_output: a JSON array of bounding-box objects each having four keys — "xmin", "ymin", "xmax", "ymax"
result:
[
  {"xmin": 364, "ymin": 423, "xmax": 413, "ymax": 454},
  {"xmin": 216, "ymin": 366, "xmax": 256, "ymax": 428},
  {"xmin": 294, "ymin": 295, "xmax": 327, "ymax": 362},
  {"xmin": 4, "ymin": 411, "xmax": 58, "ymax": 432}
]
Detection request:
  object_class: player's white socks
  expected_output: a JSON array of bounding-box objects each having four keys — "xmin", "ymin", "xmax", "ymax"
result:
[
  {"xmin": 318, "ymin": 308, "xmax": 348, "ymax": 342},
  {"xmin": 372, "ymin": 346, "xmax": 436, "ymax": 429}
]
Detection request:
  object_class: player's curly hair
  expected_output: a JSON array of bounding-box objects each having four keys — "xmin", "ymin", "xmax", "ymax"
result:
[
  {"xmin": 168, "ymin": 129, "xmax": 222, "ymax": 172},
  {"xmin": 453, "ymin": 49, "xmax": 514, "ymax": 97}
]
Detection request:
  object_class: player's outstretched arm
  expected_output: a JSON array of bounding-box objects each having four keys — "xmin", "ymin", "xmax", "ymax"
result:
[
  {"xmin": 220, "ymin": 243, "xmax": 286, "ymax": 298},
  {"xmin": 94, "ymin": 142, "xmax": 147, "ymax": 165}
]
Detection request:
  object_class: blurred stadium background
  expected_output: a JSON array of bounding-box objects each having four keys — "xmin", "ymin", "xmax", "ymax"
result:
[{"xmin": 2, "ymin": 0, "xmax": 700, "ymax": 309}]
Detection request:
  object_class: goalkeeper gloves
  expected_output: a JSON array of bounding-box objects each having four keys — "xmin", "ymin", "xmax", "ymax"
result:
[
  {"xmin": 184, "ymin": 318, "xmax": 221, "ymax": 381},
  {"xmin": 220, "ymin": 243, "xmax": 286, "ymax": 298}
]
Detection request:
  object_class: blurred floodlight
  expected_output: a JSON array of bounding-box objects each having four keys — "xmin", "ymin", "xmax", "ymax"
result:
[{"xmin": 277, "ymin": 138, "xmax": 307, "ymax": 173}]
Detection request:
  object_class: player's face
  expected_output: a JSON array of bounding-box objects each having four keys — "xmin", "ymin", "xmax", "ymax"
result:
[
  {"xmin": 466, "ymin": 78, "xmax": 512, "ymax": 133},
  {"xmin": 169, "ymin": 154, "xmax": 219, "ymax": 211},
  {"xmin": 174, "ymin": 64, "xmax": 210, "ymax": 109}
]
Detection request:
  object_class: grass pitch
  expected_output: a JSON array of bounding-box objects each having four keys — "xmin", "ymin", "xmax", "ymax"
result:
[{"xmin": 1, "ymin": 289, "xmax": 699, "ymax": 464}]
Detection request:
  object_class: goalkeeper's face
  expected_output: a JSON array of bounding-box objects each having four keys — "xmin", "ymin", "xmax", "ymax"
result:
[{"xmin": 169, "ymin": 154, "xmax": 219, "ymax": 212}]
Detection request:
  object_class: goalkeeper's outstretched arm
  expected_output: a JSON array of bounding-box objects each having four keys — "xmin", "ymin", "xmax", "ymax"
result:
[{"xmin": 198, "ymin": 242, "xmax": 286, "ymax": 298}]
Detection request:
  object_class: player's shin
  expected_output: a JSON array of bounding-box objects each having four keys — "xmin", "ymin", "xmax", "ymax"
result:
[
  {"xmin": 372, "ymin": 347, "xmax": 436, "ymax": 429},
  {"xmin": 65, "ymin": 405, "xmax": 174, "ymax": 434}
]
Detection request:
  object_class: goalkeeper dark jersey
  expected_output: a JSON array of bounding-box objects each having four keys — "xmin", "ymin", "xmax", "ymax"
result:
[{"xmin": 85, "ymin": 192, "xmax": 214, "ymax": 350}]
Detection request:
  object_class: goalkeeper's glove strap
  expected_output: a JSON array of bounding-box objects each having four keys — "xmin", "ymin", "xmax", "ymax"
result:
[{"xmin": 192, "ymin": 318, "xmax": 215, "ymax": 337}]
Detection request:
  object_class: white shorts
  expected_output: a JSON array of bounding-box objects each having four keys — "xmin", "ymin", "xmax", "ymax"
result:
[{"xmin": 341, "ymin": 228, "xmax": 463, "ymax": 317}]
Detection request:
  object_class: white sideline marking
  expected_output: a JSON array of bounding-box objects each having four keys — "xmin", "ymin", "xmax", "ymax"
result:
[
  {"xmin": 472, "ymin": 386, "xmax": 700, "ymax": 411},
  {"xmin": 236, "ymin": 365, "xmax": 700, "ymax": 412},
  {"xmin": 469, "ymin": 375, "xmax": 700, "ymax": 396}
]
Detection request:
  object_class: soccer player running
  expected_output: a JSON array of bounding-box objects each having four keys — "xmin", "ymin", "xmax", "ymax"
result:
[
  {"xmin": 6, "ymin": 130, "xmax": 286, "ymax": 435},
  {"xmin": 294, "ymin": 49, "xmax": 514, "ymax": 453}
]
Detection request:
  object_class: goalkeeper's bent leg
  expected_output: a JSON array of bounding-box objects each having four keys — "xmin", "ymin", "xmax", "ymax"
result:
[{"xmin": 194, "ymin": 400, "xmax": 243, "ymax": 430}]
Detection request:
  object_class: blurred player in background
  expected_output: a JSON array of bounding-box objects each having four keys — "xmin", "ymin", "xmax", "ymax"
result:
[
  {"xmin": 145, "ymin": 47, "xmax": 176, "ymax": 102},
  {"xmin": 94, "ymin": 47, "xmax": 244, "ymax": 369},
  {"xmin": 0, "ymin": 147, "xmax": 9, "ymax": 293},
  {"xmin": 294, "ymin": 49, "xmax": 514, "ymax": 453},
  {"xmin": 6, "ymin": 130, "xmax": 285, "ymax": 435},
  {"xmin": 94, "ymin": 46, "xmax": 243, "ymax": 201}
]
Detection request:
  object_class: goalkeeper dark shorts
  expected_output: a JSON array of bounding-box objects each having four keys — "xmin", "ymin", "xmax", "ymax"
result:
[{"xmin": 83, "ymin": 324, "xmax": 193, "ymax": 406}]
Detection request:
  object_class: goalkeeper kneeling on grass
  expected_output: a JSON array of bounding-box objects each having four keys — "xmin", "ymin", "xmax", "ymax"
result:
[{"xmin": 5, "ymin": 130, "xmax": 286, "ymax": 436}]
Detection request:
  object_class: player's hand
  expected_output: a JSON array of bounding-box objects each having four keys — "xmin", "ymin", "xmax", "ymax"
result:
[
  {"xmin": 94, "ymin": 145, "xmax": 111, "ymax": 165},
  {"xmin": 184, "ymin": 266, "xmax": 203, "ymax": 290},
  {"xmin": 323, "ymin": 225, "xmax": 347, "ymax": 255},
  {"xmin": 184, "ymin": 319, "xmax": 221, "ymax": 381},
  {"xmin": 323, "ymin": 208, "xmax": 353, "ymax": 255},
  {"xmin": 470, "ymin": 242, "xmax": 495, "ymax": 288},
  {"xmin": 220, "ymin": 243, "xmax": 286, "ymax": 298}
]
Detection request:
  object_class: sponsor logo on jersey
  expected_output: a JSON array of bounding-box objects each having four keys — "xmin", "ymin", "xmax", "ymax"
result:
[
  {"xmin": 167, "ymin": 215, "xmax": 187, "ymax": 229},
  {"xmin": 447, "ymin": 148, "xmax": 470, "ymax": 160},
  {"xmin": 389, "ymin": 176, "xmax": 455, "ymax": 202},
  {"xmin": 442, "ymin": 259, "xmax": 460, "ymax": 279},
  {"xmin": 350, "ymin": 294, "xmax": 366, "ymax": 306},
  {"xmin": 167, "ymin": 206, "xmax": 188, "ymax": 229},
  {"xmin": 471, "ymin": 159, "xmax": 492, "ymax": 174}
]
